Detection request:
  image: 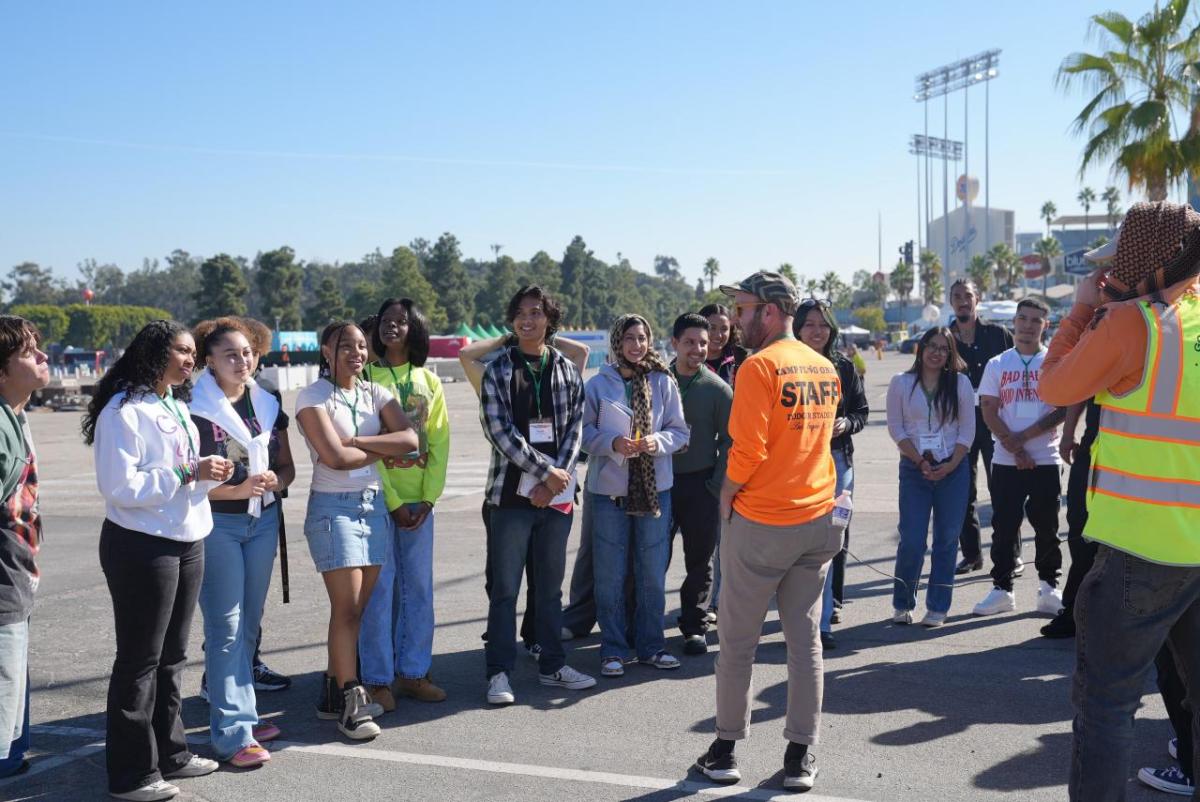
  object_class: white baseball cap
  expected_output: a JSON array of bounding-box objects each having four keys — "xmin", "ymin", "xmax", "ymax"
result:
[{"xmin": 1083, "ymin": 225, "xmax": 1120, "ymax": 263}]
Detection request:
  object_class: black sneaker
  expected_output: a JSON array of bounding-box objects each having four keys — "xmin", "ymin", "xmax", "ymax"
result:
[
  {"xmin": 253, "ymin": 661, "xmax": 292, "ymax": 692},
  {"xmin": 955, "ymin": 557, "xmax": 983, "ymax": 575},
  {"xmin": 820, "ymin": 632, "xmax": 837, "ymax": 651},
  {"xmin": 694, "ymin": 739, "xmax": 740, "ymax": 784},
  {"xmin": 316, "ymin": 674, "xmax": 342, "ymax": 720},
  {"xmin": 683, "ymin": 634, "xmax": 708, "ymax": 655},
  {"xmin": 1040, "ymin": 608, "xmax": 1076, "ymax": 639},
  {"xmin": 783, "ymin": 748, "xmax": 818, "ymax": 791}
]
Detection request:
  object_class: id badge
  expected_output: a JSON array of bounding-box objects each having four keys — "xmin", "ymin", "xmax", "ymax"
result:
[
  {"xmin": 349, "ymin": 465, "xmax": 377, "ymax": 479},
  {"xmin": 1014, "ymin": 401, "xmax": 1039, "ymax": 421},
  {"xmin": 529, "ymin": 418, "xmax": 555, "ymax": 445},
  {"xmin": 918, "ymin": 433, "xmax": 944, "ymax": 460}
]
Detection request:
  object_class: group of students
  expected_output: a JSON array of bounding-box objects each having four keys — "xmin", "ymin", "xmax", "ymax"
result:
[{"xmin": 0, "ymin": 238, "xmax": 1195, "ymax": 798}]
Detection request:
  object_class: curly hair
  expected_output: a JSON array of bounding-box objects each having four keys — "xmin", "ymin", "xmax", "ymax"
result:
[
  {"xmin": 82, "ymin": 320, "xmax": 192, "ymax": 445},
  {"xmin": 237, "ymin": 317, "xmax": 273, "ymax": 357},
  {"xmin": 192, "ymin": 317, "xmax": 253, "ymax": 362},
  {"xmin": 372, "ymin": 298, "xmax": 430, "ymax": 368},
  {"xmin": 506, "ymin": 286, "xmax": 562, "ymax": 340}
]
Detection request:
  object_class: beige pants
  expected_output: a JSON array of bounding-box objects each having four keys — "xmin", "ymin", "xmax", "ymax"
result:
[{"xmin": 714, "ymin": 509, "xmax": 840, "ymax": 745}]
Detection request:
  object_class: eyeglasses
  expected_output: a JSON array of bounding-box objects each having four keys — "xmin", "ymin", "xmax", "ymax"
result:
[
  {"xmin": 733, "ymin": 301, "xmax": 770, "ymax": 316},
  {"xmin": 925, "ymin": 344, "xmax": 951, "ymax": 355}
]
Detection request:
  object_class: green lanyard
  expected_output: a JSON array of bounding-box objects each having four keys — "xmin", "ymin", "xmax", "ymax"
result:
[
  {"xmin": 241, "ymin": 389, "xmax": 258, "ymax": 432},
  {"xmin": 523, "ymin": 350, "xmax": 548, "ymax": 418},
  {"xmin": 332, "ymin": 380, "xmax": 360, "ymax": 436},
  {"xmin": 920, "ymin": 382, "xmax": 938, "ymax": 429},
  {"xmin": 158, "ymin": 394, "xmax": 196, "ymax": 458},
  {"xmin": 1018, "ymin": 350, "xmax": 1040, "ymax": 390},
  {"xmin": 672, "ymin": 368, "xmax": 699, "ymax": 399},
  {"xmin": 388, "ymin": 362, "xmax": 414, "ymax": 409}
]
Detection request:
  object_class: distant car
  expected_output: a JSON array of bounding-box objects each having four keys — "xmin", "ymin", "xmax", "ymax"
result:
[{"xmin": 899, "ymin": 337, "xmax": 921, "ymax": 355}]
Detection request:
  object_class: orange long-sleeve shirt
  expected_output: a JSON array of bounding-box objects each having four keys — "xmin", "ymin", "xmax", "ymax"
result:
[
  {"xmin": 1041, "ymin": 277, "xmax": 1200, "ymax": 406},
  {"xmin": 726, "ymin": 338, "xmax": 840, "ymax": 526}
]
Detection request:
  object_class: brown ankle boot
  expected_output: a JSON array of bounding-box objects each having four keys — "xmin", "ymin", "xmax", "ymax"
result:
[
  {"xmin": 393, "ymin": 675, "xmax": 447, "ymax": 703},
  {"xmin": 365, "ymin": 684, "xmax": 397, "ymax": 713}
]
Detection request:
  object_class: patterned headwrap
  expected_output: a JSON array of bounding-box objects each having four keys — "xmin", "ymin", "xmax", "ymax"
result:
[
  {"xmin": 1102, "ymin": 201, "xmax": 1200, "ymax": 301},
  {"xmin": 609, "ymin": 314, "xmax": 670, "ymax": 517}
]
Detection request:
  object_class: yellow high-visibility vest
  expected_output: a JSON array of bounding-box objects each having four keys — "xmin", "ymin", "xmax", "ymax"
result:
[{"xmin": 1090, "ymin": 293, "xmax": 1200, "ymax": 565}]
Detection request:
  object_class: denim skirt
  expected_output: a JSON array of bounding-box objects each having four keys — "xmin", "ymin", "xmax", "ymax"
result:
[{"xmin": 303, "ymin": 488, "xmax": 392, "ymax": 572}]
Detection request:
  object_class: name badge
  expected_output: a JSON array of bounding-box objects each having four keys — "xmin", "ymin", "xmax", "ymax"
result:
[
  {"xmin": 1014, "ymin": 401, "xmax": 1040, "ymax": 421},
  {"xmin": 349, "ymin": 465, "xmax": 377, "ymax": 479},
  {"xmin": 918, "ymin": 433, "xmax": 944, "ymax": 460},
  {"xmin": 529, "ymin": 418, "xmax": 555, "ymax": 445}
]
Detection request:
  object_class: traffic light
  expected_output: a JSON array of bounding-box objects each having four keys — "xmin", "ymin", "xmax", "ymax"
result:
[{"xmin": 898, "ymin": 240, "xmax": 914, "ymax": 265}]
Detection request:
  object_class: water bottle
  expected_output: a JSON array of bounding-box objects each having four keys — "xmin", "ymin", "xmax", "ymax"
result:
[{"xmin": 832, "ymin": 490, "xmax": 853, "ymax": 529}]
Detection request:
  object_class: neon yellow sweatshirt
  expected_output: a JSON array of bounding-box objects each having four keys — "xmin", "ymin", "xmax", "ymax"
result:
[{"xmin": 362, "ymin": 362, "xmax": 450, "ymax": 510}]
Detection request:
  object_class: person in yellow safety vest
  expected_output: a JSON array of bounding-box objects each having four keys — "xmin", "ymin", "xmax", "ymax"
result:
[{"xmin": 1041, "ymin": 200, "xmax": 1200, "ymax": 801}]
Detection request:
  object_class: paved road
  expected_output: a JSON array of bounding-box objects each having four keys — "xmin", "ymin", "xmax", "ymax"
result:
[{"xmin": 0, "ymin": 353, "xmax": 1174, "ymax": 801}]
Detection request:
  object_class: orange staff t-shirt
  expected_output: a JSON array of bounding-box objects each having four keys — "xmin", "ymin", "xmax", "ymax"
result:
[{"xmin": 726, "ymin": 338, "xmax": 841, "ymax": 526}]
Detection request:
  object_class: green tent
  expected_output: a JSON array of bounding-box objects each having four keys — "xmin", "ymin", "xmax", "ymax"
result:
[
  {"xmin": 466, "ymin": 324, "xmax": 488, "ymax": 340},
  {"xmin": 452, "ymin": 322, "xmax": 476, "ymax": 339},
  {"xmin": 487, "ymin": 323, "xmax": 505, "ymax": 338}
]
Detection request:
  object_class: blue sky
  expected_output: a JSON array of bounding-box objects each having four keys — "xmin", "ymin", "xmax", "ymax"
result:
[{"xmin": 0, "ymin": 1, "xmax": 1177, "ymax": 289}]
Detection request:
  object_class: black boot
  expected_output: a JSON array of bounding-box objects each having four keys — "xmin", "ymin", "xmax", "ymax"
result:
[
  {"xmin": 1040, "ymin": 606, "xmax": 1076, "ymax": 639},
  {"xmin": 316, "ymin": 674, "xmax": 343, "ymax": 720}
]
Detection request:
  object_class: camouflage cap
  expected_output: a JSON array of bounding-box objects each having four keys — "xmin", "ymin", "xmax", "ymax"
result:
[{"xmin": 718, "ymin": 271, "xmax": 799, "ymax": 315}]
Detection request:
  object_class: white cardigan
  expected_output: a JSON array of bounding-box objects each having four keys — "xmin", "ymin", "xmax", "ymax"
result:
[{"xmin": 94, "ymin": 390, "xmax": 217, "ymax": 542}]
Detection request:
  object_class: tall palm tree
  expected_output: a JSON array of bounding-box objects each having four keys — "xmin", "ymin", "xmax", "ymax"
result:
[
  {"xmin": 1077, "ymin": 186, "xmax": 1096, "ymax": 230},
  {"xmin": 703, "ymin": 257, "xmax": 720, "ymax": 292},
  {"xmin": 1034, "ymin": 237, "xmax": 1063, "ymax": 297},
  {"xmin": 1057, "ymin": 0, "xmax": 1200, "ymax": 201},
  {"xmin": 988, "ymin": 242, "xmax": 1020, "ymax": 299},
  {"xmin": 968, "ymin": 254, "xmax": 993, "ymax": 297},
  {"xmin": 918, "ymin": 249, "xmax": 943, "ymax": 305},
  {"xmin": 1041, "ymin": 201, "xmax": 1058, "ymax": 237},
  {"xmin": 778, "ymin": 263, "xmax": 799, "ymax": 286},
  {"xmin": 890, "ymin": 259, "xmax": 914, "ymax": 317},
  {"xmin": 1102, "ymin": 186, "xmax": 1122, "ymax": 229}
]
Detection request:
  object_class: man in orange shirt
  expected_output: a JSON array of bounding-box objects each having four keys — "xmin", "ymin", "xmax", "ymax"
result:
[{"xmin": 693, "ymin": 271, "xmax": 842, "ymax": 793}]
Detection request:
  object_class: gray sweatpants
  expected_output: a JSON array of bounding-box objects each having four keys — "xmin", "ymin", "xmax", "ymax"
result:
[{"xmin": 714, "ymin": 509, "xmax": 840, "ymax": 745}]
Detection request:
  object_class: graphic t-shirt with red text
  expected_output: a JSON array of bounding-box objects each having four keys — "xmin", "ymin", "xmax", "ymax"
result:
[{"xmin": 978, "ymin": 347, "xmax": 1061, "ymax": 466}]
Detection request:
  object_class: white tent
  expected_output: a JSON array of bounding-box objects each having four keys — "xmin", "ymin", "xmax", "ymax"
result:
[
  {"xmin": 978, "ymin": 300, "xmax": 1018, "ymax": 323},
  {"xmin": 841, "ymin": 324, "xmax": 870, "ymax": 336}
]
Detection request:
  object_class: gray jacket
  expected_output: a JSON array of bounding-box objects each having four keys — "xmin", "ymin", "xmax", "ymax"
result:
[{"xmin": 582, "ymin": 363, "xmax": 690, "ymax": 496}]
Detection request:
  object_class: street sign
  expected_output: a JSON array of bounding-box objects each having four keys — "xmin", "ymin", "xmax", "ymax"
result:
[{"xmin": 1064, "ymin": 248, "xmax": 1091, "ymax": 276}]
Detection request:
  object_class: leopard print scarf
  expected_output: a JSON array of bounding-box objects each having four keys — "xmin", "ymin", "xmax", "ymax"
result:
[{"xmin": 610, "ymin": 315, "xmax": 670, "ymax": 517}]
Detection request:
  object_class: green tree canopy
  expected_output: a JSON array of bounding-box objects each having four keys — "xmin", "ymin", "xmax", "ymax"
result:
[
  {"xmin": 255, "ymin": 246, "xmax": 303, "ymax": 330},
  {"xmin": 424, "ymin": 233, "xmax": 473, "ymax": 329},
  {"xmin": 194, "ymin": 253, "xmax": 248, "ymax": 321},
  {"xmin": 304, "ymin": 276, "xmax": 352, "ymax": 328},
  {"xmin": 382, "ymin": 247, "xmax": 447, "ymax": 332}
]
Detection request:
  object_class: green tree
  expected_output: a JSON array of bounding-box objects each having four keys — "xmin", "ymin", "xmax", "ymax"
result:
[
  {"xmin": 255, "ymin": 246, "xmax": 303, "ymax": 329},
  {"xmin": 653, "ymin": 255, "xmax": 681, "ymax": 280},
  {"xmin": 77, "ymin": 259, "xmax": 126, "ymax": 304},
  {"xmin": 382, "ymin": 246, "xmax": 447, "ymax": 331},
  {"xmin": 703, "ymin": 257, "xmax": 720, "ymax": 292},
  {"xmin": 1041, "ymin": 200, "xmax": 1058, "ymax": 237},
  {"xmin": 64, "ymin": 304, "xmax": 172, "ymax": 350},
  {"xmin": 304, "ymin": 276, "xmax": 352, "ymax": 328},
  {"xmin": 475, "ymin": 255, "xmax": 521, "ymax": 327},
  {"xmin": 818, "ymin": 271, "xmax": 851, "ymax": 308},
  {"xmin": 1102, "ymin": 185, "xmax": 1122, "ymax": 228},
  {"xmin": 193, "ymin": 254, "xmax": 248, "ymax": 321},
  {"xmin": 968, "ymin": 254, "xmax": 993, "ymax": 297},
  {"xmin": 852, "ymin": 306, "xmax": 887, "ymax": 334},
  {"xmin": 918, "ymin": 249, "xmax": 943, "ymax": 304},
  {"xmin": 1034, "ymin": 236, "xmax": 1064, "ymax": 296},
  {"xmin": 1057, "ymin": 0, "xmax": 1200, "ymax": 201},
  {"xmin": 778, "ymin": 263, "xmax": 799, "ymax": 286},
  {"xmin": 10, "ymin": 304, "xmax": 69, "ymax": 344},
  {"xmin": 425, "ymin": 233, "xmax": 474, "ymax": 329},
  {"xmin": 694, "ymin": 278, "xmax": 706, "ymax": 301},
  {"xmin": 988, "ymin": 243, "xmax": 1021, "ymax": 298},
  {"xmin": 889, "ymin": 260, "xmax": 914, "ymax": 315},
  {"xmin": 559, "ymin": 236, "xmax": 592, "ymax": 328},
  {"xmin": 1077, "ymin": 186, "xmax": 1096, "ymax": 230},
  {"xmin": 3, "ymin": 262, "xmax": 67, "ymax": 306},
  {"xmin": 123, "ymin": 251, "xmax": 200, "ymax": 321}
]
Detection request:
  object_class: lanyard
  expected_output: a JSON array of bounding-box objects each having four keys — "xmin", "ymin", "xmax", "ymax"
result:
[
  {"xmin": 388, "ymin": 362, "xmax": 414, "ymax": 409},
  {"xmin": 624, "ymin": 379, "xmax": 633, "ymax": 405},
  {"xmin": 523, "ymin": 350, "xmax": 548, "ymax": 418},
  {"xmin": 672, "ymin": 367, "xmax": 699, "ymax": 399},
  {"xmin": 158, "ymin": 394, "xmax": 196, "ymax": 458},
  {"xmin": 920, "ymin": 381, "xmax": 938, "ymax": 429},
  {"xmin": 240, "ymin": 389, "xmax": 258, "ymax": 432},
  {"xmin": 1018, "ymin": 350, "xmax": 1040, "ymax": 390},
  {"xmin": 331, "ymin": 380, "xmax": 360, "ymax": 436}
]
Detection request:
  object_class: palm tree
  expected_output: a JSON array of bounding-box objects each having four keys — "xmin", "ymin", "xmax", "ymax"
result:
[
  {"xmin": 1077, "ymin": 186, "xmax": 1096, "ymax": 230},
  {"xmin": 1041, "ymin": 201, "xmax": 1058, "ymax": 237},
  {"xmin": 818, "ymin": 270, "xmax": 841, "ymax": 301},
  {"xmin": 968, "ymin": 254, "xmax": 993, "ymax": 297},
  {"xmin": 1057, "ymin": 0, "xmax": 1200, "ymax": 201},
  {"xmin": 988, "ymin": 243, "xmax": 1020, "ymax": 298},
  {"xmin": 918, "ymin": 249, "xmax": 943, "ymax": 305},
  {"xmin": 703, "ymin": 257, "xmax": 720, "ymax": 292},
  {"xmin": 890, "ymin": 259, "xmax": 914, "ymax": 317},
  {"xmin": 1102, "ymin": 186, "xmax": 1122, "ymax": 229},
  {"xmin": 1034, "ymin": 237, "xmax": 1063, "ymax": 297},
  {"xmin": 778, "ymin": 263, "xmax": 799, "ymax": 286}
]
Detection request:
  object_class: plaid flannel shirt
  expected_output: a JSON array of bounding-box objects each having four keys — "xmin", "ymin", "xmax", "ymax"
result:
[{"xmin": 479, "ymin": 346, "xmax": 585, "ymax": 506}]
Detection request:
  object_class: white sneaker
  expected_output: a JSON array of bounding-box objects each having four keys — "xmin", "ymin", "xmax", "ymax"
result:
[
  {"xmin": 1037, "ymin": 581, "xmax": 1064, "ymax": 616},
  {"xmin": 973, "ymin": 587, "xmax": 1016, "ymax": 616},
  {"xmin": 892, "ymin": 609, "xmax": 913, "ymax": 625},
  {"xmin": 162, "ymin": 755, "xmax": 218, "ymax": 779},
  {"xmin": 109, "ymin": 781, "xmax": 180, "ymax": 801},
  {"xmin": 539, "ymin": 665, "xmax": 597, "ymax": 690},
  {"xmin": 920, "ymin": 611, "xmax": 947, "ymax": 628},
  {"xmin": 487, "ymin": 671, "xmax": 515, "ymax": 705}
]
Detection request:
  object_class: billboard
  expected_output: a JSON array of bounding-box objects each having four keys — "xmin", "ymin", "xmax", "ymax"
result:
[{"xmin": 1064, "ymin": 248, "xmax": 1092, "ymax": 276}]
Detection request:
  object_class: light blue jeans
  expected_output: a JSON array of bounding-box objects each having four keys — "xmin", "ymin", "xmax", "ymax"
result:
[
  {"xmin": 590, "ymin": 491, "xmax": 672, "ymax": 661},
  {"xmin": 821, "ymin": 450, "xmax": 854, "ymax": 634},
  {"xmin": 0, "ymin": 618, "xmax": 29, "ymax": 774},
  {"xmin": 198, "ymin": 504, "xmax": 279, "ymax": 759},
  {"xmin": 360, "ymin": 506, "xmax": 435, "ymax": 685}
]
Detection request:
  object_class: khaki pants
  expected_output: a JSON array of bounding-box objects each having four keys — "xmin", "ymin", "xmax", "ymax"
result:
[{"xmin": 714, "ymin": 509, "xmax": 840, "ymax": 745}]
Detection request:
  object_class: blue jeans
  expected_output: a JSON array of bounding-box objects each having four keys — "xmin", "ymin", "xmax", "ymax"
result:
[
  {"xmin": 485, "ymin": 507, "xmax": 571, "ymax": 678},
  {"xmin": 197, "ymin": 504, "xmax": 279, "ymax": 759},
  {"xmin": 1070, "ymin": 546, "xmax": 1200, "ymax": 801},
  {"xmin": 821, "ymin": 451, "xmax": 854, "ymax": 633},
  {"xmin": 893, "ymin": 459, "xmax": 969, "ymax": 614},
  {"xmin": 590, "ymin": 491, "xmax": 672, "ymax": 660},
  {"xmin": 0, "ymin": 618, "xmax": 29, "ymax": 775},
  {"xmin": 360, "ymin": 506, "xmax": 435, "ymax": 684}
]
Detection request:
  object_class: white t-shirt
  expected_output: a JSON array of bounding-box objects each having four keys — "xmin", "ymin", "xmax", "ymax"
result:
[
  {"xmin": 296, "ymin": 378, "xmax": 395, "ymax": 492},
  {"xmin": 978, "ymin": 348, "xmax": 1061, "ymax": 466}
]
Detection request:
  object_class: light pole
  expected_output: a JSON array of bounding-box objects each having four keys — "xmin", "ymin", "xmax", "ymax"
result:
[{"xmin": 909, "ymin": 134, "xmax": 963, "ymax": 302}]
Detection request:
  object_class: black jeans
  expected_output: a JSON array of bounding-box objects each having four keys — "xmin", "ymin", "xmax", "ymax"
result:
[
  {"xmin": 988, "ymin": 465, "xmax": 1062, "ymax": 592},
  {"xmin": 959, "ymin": 414, "xmax": 994, "ymax": 563},
  {"xmin": 482, "ymin": 502, "xmax": 536, "ymax": 646},
  {"xmin": 99, "ymin": 520, "xmax": 203, "ymax": 794},
  {"xmin": 670, "ymin": 470, "xmax": 719, "ymax": 635},
  {"xmin": 1157, "ymin": 642, "xmax": 1195, "ymax": 782},
  {"xmin": 1062, "ymin": 442, "xmax": 1099, "ymax": 609}
]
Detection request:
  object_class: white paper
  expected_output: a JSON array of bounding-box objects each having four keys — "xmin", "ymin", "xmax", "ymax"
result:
[
  {"xmin": 518, "ymin": 470, "xmax": 577, "ymax": 506},
  {"xmin": 597, "ymin": 400, "xmax": 634, "ymax": 467}
]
